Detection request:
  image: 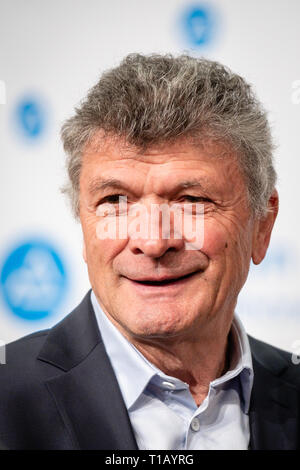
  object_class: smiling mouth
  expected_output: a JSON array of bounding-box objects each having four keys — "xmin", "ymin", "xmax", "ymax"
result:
[{"xmin": 129, "ymin": 271, "xmax": 199, "ymax": 286}]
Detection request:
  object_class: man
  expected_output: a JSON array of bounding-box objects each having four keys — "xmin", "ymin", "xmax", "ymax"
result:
[{"xmin": 0, "ymin": 54, "xmax": 299, "ymax": 450}]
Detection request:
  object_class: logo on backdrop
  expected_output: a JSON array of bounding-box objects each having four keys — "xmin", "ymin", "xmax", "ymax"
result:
[
  {"xmin": 14, "ymin": 96, "xmax": 47, "ymax": 139},
  {"xmin": 0, "ymin": 240, "xmax": 68, "ymax": 321},
  {"xmin": 180, "ymin": 4, "xmax": 216, "ymax": 48}
]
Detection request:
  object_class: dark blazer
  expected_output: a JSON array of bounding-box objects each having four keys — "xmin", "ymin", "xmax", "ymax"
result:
[
  {"xmin": 0, "ymin": 439, "xmax": 7, "ymax": 450},
  {"xmin": 0, "ymin": 291, "xmax": 299, "ymax": 450}
]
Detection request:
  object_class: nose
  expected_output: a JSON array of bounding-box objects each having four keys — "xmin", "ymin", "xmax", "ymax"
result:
[
  {"xmin": 127, "ymin": 202, "xmax": 185, "ymax": 258},
  {"xmin": 129, "ymin": 236, "xmax": 184, "ymax": 258}
]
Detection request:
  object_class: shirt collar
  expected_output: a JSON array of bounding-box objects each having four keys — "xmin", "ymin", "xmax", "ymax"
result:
[
  {"xmin": 91, "ymin": 291, "xmax": 157, "ymax": 409},
  {"xmin": 210, "ymin": 313, "xmax": 254, "ymax": 413},
  {"xmin": 91, "ymin": 291, "xmax": 253, "ymax": 412}
]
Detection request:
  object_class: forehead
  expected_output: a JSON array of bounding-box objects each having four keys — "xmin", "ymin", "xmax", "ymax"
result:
[{"xmin": 80, "ymin": 134, "xmax": 245, "ymax": 195}]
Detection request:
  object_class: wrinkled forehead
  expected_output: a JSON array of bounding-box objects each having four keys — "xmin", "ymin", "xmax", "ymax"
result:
[
  {"xmin": 82, "ymin": 131, "xmax": 238, "ymax": 164},
  {"xmin": 80, "ymin": 132, "xmax": 248, "ymax": 203}
]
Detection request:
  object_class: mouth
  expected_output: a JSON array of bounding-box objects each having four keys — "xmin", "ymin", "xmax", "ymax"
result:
[{"xmin": 126, "ymin": 271, "xmax": 199, "ymax": 287}]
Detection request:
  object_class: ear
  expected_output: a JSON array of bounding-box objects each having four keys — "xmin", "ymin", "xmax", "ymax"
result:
[{"xmin": 252, "ymin": 189, "xmax": 279, "ymax": 265}]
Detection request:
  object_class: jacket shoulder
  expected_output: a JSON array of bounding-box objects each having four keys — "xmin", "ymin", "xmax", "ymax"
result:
[
  {"xmin": 4, "ymin": 329, "xmax": 49, "ymax": 362},
  {"xmin": 248, "ymin": 335, "xmax": 300, "ymax": 390},
  {"xmin": 0, "ymin": 329, "xmax": 52, "ymax": 383}
]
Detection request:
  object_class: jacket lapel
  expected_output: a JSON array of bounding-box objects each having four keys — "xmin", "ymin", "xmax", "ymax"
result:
[
  {"xmin": 249, "ymin": 336, "xmax": 300, "ymax": 450},
  {"xmin": 37, "ymin": 291, "xmax": 138, "ymax": 450}
]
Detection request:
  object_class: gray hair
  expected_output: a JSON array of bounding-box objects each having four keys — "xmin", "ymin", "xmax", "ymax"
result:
[{"xmin": 61, "ymin": 53, "xmax": 276, "ymax": 218}]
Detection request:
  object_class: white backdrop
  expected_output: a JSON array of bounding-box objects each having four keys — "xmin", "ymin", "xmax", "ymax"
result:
[{"xmin": 0, "ymin": 0, "xmax": 299, "ymax": 353}]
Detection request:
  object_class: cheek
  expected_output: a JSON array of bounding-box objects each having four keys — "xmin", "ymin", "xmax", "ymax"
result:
[
  {"xmin": 201, "ymin": 219, "xmax": 229, "ymax": 258},
  {"xmin": 82, "ymin": 217, "xmax": 128, "ymax": 271},
  {"xmin": 88, "ymin": 238, "xmax": 128, "ymax": 267}
]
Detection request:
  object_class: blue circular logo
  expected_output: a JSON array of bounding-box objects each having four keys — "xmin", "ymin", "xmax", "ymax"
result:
[
  {"xmin": 181, "ymin": 5, "xmax": 215, "ymax": 47},
  {"xmin": 0, "ymin": 240, "xmax": 68, "ymax": 320},
  {"xmin": 15, "ymin": 96, "xmax": 46, "ymax": 139}
]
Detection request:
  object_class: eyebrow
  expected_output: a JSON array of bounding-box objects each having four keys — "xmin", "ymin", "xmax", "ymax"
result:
[
  {"xmin": 87, "ymin": 176, "xmax": 211, "ymax": 196},
  {"xmin": 88, "ymin": 177, "xmax": 133, "ymax": 196},
  {"xmin": 178, "ymin": 179, "xmax": 210, "ymax": 190}
]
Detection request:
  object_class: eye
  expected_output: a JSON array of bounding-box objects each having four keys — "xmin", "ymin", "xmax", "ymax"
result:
[
  {"xmin": 98, "ymin": 194, "xmax": 125, "ymax": 205},
  {"xmin": 96, "ymin": 194, "xmax": 128, "ymax": 217},
  {"xmin": 180, "ymin": 195, "xmax": 212, "ymax": 203}
]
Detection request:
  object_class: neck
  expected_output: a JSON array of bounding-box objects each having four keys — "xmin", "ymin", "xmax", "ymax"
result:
[{"xmin": 124, "ymin": 317, "xmax": 233, "ymax": 406}]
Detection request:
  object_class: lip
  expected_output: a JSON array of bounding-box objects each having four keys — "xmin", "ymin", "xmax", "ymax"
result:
[{"xmin": 124, "ymin": 271, "xmax": 200, "ymax": 293}]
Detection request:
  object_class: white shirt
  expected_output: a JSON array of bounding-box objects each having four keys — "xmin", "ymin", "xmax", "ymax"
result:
[{"xmin": 91, "ymin": 291, "xmax": 254, "ymax": 450}]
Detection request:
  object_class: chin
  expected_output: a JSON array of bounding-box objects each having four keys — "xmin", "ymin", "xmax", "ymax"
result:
[
  {"xmin": 123, "ymin": 308, "xmax": 193, "ymax": 340},
  {"xmin": 130, "ymin": 325, "xmax": 186, "ymax": 340}
]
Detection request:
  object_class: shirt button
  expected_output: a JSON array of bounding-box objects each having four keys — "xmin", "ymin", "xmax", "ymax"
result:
[
  {"xmin": 190, "ymin": 417, "xmax": 200, "ymax": 432},
  {"xmin": 161, "ymin": 381, "xmax": 176, "ymax": 390}
]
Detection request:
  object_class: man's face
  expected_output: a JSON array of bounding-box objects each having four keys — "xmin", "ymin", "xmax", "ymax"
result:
[{"xmin": 79, "ymin": 136, "xmax": 276, "ymax": 341}]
